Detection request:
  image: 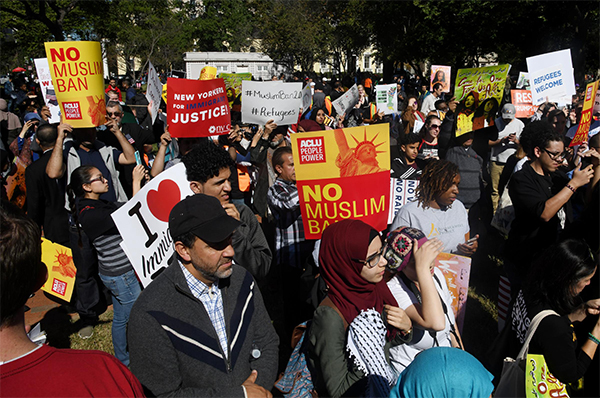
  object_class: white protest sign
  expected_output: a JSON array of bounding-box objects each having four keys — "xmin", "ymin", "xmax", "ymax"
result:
[
  {"xmin": 388, "ymin": 178, "xmax": 419, "ymax": 224},
  {"xmin": 332, "ymin": 84, "xmax": 359, "ymax": 116},
  {"xmin": 528, "ymin": 65, "xmax": 567, "ymax": 105},
  {"xmin": 527, "ymin": 49, "xmax": 575, "ymax": 105},
  {"xmin": 112, "ymin": 163, "xmax": 193, "ymax": 287},
  {"xmin": 33, "ymin": 58, "xmax": 61, "ymax": 124},
  {"xmin": 241, "ymin": 81, "xmax": 302, "ymax": 125},
  {"xmin": 375, "ymin": 84, "xmax": 398, "ymax": 115},
  {"xmin": 302, "ymin": 84, "xmax": 312, "ymax": 113},
  {"xmin": 145, "ymin": 61, "xmax": 162, "ymax": 124},
  {"xmin": 516, "ymin": 72, "xmax": 530, "ymax": 89}
]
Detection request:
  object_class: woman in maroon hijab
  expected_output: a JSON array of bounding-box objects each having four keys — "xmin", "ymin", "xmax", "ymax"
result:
[{"xmin": 306, "ymin": 220, "xmax": 413, "ymax": 398}]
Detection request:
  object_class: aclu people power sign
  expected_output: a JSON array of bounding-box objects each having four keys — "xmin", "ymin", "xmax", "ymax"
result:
[{"xmin": 167, "ymin": 77, "xmax": 231, "ymax": 137}]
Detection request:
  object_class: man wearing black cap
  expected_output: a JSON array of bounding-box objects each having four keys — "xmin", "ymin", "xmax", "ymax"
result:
[{"xmin": 128, "ymin": 194, "xmax": 278, "ymax": 398}]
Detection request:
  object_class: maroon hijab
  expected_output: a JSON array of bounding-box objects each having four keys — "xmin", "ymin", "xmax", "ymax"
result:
[{"xmin": 319, "ymin": 219, "xmax": 398, "ymax": 325}]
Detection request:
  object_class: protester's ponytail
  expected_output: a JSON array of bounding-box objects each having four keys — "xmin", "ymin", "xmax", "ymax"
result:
[{"xmin": 67, "ymin": 165, "xmax": 95, "ymax": 248}]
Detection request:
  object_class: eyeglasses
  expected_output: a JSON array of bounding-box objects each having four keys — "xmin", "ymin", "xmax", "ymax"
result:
[
  {"xmin": 352, "ymin": 246, "xmax": 386, "ymax": 268},
  {"xmin": 107, "ymin": 112, "xmax": 122, "ymax": 117},
  {"xmin": 430, "ymin": 124, "xmax": 441, "ymax": 129},
  {"xmin": 88, "ymin": 175, "xmax": 107, "ymax": 184},
  {"xmin": 542, "ymin": 148, "xmax": 568, "ymax": 161}
]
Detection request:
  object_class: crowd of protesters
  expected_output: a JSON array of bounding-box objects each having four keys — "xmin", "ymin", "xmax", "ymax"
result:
[{"xmin": 1, "ymin": 64, "xmax": 599, "ymax": 398}]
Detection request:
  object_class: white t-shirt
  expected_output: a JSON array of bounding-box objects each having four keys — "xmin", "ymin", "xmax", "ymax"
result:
[
  {"xmin": 490, "ymin": 118, "xmax": 525, "ymax": 163},
  {"xmin": 390, "ymin": 200, "xmax": 469, "ymax": 253},
  {"xmin": 387, "ymin": 267, "xmax": 456, "ymax": 374}
]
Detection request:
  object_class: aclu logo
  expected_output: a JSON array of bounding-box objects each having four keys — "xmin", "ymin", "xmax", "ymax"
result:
[
  {"xmin": 298, "ymin": 136, "xmax": 326, "ymax": 164},
  {"xmin": 208, "ymin": 123, "xmax": 231, "ymax": 135},
  {"xmin": 63, "ymin": 101, "xmax": 82, "ymax": 120}
]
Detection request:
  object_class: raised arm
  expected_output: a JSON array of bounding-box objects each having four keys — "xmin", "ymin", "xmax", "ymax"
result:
[
  {"xmin": 105, "ymin": 118, "xmax": 136, "ymax": 165},
  {"xmin": 46, "ymin": 123, "xmax": 71, "ymax": 179}
]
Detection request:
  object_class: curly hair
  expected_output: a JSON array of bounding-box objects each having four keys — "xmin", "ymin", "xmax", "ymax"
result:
[
  {"xmin": 416, "ymin": 159, "xmax": 459, "ymax": 209},
  {"xmin": 182, "ymin": 141, "xmax": 234, "ymax": 183},
  {"xmin": 526, "ymin": 121, "xmax": 563, "ymax": 158}
]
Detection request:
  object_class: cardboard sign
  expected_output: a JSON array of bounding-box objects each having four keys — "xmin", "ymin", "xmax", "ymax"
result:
[
  {"xmin": 291, "ymin": 124, "xmax": 390, "ymax": 239},
  {"xmin": 430, "ymin": 65, "xmax": 451, "ymax": 93},
  {"xmin": 516, "ymin": 72, "xmax": 530, "ymax": 89},
  {"xmin": 332, "ymin": 84, "xmax": 359, "ymax": 116},
  {"xmin": 435, "ymin": 252, "xmax": 471, "ymax": 333},
  {"xmin": 241, "ymin": 81, "xmax": 302, "ymax": 125},
  {"xmin": 111, "ymin": 163, "xmax": 193, "ymax": 287},
  {"xmin": 167, "ymin": 77, "xmax": 231, "ymax": 137},
  {"xmin": 145, "ymin": 61, "xmax": 162, "ymax": 124},
  {"xmin": 302, "ymin": 85, "xmax": 312, "ymax": 113},
  {"xmin": 41, "ymin": 238, "xmax": 76, "ymax": 302},
  {"xmin": 511, "ymin": 90, "xmax": 536, "ymax": 118},
  {"xmin": 527, "ymin": 49, "xmax": 575, "ymax": 105},
  {"xmin": 454, "ymin": 64, "xmax": 511, "ymax": 137},
  {"xmin": 33, "ymin": 58, "xmax": 61, "ymax": 124},
  {"xmin": 375, "ymin": 84, "xmax": 398, "ymax": 115},
  {"xmin": 388, "ymin": 179, "xmax": 419, "ymax": 224},
  {"xmin": 220, "ymin": 72, "xmax": 252, "ymax": 106},
  {"xmin": 570, "ymin": 80, "xmax": 599, "ymax": 147},
  {"xmin": 525, "ymin": 354, "xmax": 569, "ymax": 398},
  {"xmin": 44, "ymin": 41, "xmax": 106, "ymax": 127}
]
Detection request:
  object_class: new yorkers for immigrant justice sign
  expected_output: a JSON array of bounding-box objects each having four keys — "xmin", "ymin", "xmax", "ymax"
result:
[
  {"xmin": 291, "ymin": 124, "xmax": 391, "ymax": 239},
  {"xmin": 44, "ymin": 41, "xmax": 106, "ymax": 127},
  {"xmin": 167, "ymin": 77, "xmax": 231, "ymax": 137},
  {"xmin": 241, "ymin": 81, "xmax": 302, "ymax": 125}
]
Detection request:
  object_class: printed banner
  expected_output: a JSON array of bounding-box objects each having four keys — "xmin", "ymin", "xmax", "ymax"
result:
[
  {"xmin": 516, "ymin": 72, "xmax": 530, "ymax": 89},
  {"xmin": 454, "ymin": 64, "xmax": 511, "ymax": 137},
  {"xmin": 33, "ymin": 58, "xmax": 61, "ymax": 124},
  {"xmin": 375, "ymin": 84, "xmax": 398, "ymax": 115},
  {"xmin": 511, "ymin": 90, "xmax": 536, "ymax": 118},
  {"xmin": 220, "ymin": 72, "xmax": 252, "ymax": 106},
  {"xmin": 302, "ymin": 84, "xmax": 312, "ymax": 113},
  {"xmin": 167, "ymin": 77, "xmax": 231, "ymax": 137},
  {"xmin": 112, "ymin": 163, "xmax": 194, "ymax": 287},
  {"xmin": 527, "ymin": 49, "xmax": 575, "ymax": 105},
  {"xmin": 241, "ymin": 81, "xmax": 302, "ymax": 125},
  {"xmin": 525, "ymin": 354, "xmax": 569, "ymax": 398},
  {"xmin": 332, "ymin": 84, "xmax": 359, "ymax": 116},
  {"xmin": 430, "ymin": 65, "xmax": 451, "ymax": 93},
  {"xmin": 388, "ymin": 179, "xmax": 419, "ymax": 224},
  {"xmin": 44, "ymin": 41, "xmax": 106, "ymax": 127},
  {"xmin": 41, "ymin": 238, "xmax": 76, "ymax": 302},
  {"xmin": 145, "ymin": 61, "xmax": 162, "ymax": 124},
  {"xmin": 570, "ymin": 80, "xmax": 599, "ymax": 147},
  {"xmin": 435, "ymin": 252, "xmax": 471, "ymax": 333},
  {"xmin": 291, "ymin": 124, "xmax": 390, "ymax": 239}
]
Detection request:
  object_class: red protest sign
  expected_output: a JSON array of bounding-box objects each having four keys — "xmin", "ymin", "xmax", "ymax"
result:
[
  {"xmin": 570, "ymin": 80, "xmax": 598, "ymax": 147},
  {"xmin": 167, "ymin": 78, "xmax": 231, "ymax": 137},
  {"xmin": 511, "ymin": 90, "xmax": 535, "ymax": 118}
]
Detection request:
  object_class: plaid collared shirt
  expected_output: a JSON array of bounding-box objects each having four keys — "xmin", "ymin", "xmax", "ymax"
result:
[
  {"xmin": 267, "ymin": 177, "xmax": 306, "ymax": 268},
  {"xmin": 180, "ymin": 262, "xmax": 228, "ymax": 358}
]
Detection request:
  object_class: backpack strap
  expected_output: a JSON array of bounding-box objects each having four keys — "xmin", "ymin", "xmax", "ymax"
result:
[
  {"xmin": 516, "ymin": 309, "xmax": 558, "ymax": 361},
  {"xmin": 319, "ymin": 296, "xmax": 349, "ymax": 330}
]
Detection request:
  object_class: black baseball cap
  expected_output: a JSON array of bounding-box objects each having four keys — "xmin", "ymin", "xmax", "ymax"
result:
[{"xmin": 169, "ymin": 194, "xmax": 241, "ymax": 243}]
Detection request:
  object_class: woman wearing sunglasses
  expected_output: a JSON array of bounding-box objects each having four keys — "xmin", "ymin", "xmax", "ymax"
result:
[
  {"xmin": 306, "ymin": 219, "xmax": 412, "ymax": 398},
  {"xmin": 417, "ymin": 115, "xmax": 441, "ymax": 162}
]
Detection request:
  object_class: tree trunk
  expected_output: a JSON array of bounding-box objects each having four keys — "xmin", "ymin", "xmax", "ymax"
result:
[{"xmin": 383, "ymin": 59, "xmax": 394, "ymax": 83}]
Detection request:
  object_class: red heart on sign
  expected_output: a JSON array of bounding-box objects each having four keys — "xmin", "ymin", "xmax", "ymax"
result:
[{"xmin": 146, "ymin": 179, "xmax": 181, "ymax": 223}]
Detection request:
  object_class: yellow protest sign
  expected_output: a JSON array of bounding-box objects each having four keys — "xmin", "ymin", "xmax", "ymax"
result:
[
  {"xmin": 41, "ymin": 238, "xmax": 77, "ymax": 302},
  {"xmin": 199, "ymin": 66, "xmax": 217, "ymax": 81},
  {"xmin": 44, "ymin": 41, "xmax": 106, "ymax": 127},
  {"xmin": 162, "ymin": 82, "xmax": 168, "ymax": 104},
  {"xmin": 570, "ymin": 80, "xmax": 598, "ymax": 147}
]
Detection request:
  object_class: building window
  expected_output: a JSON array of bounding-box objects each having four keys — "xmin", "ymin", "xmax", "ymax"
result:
[{"xmin": 363, "ymin": 54, "xmax": 371, "ymax": 70}]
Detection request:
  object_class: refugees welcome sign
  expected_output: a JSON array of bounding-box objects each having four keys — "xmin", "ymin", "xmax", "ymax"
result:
[{"xmin": 167, "ymin": 77, "xmax": 231, "ymax": 137}]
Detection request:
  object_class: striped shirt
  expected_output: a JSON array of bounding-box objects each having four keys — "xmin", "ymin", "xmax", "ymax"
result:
[
  {"xmin": 179, "ymin": 262, "xmax": 228, "ymax": 358},
  {"xmin": 267, "ymin": 177, "xmax": 306, "ymax": 268},
  {"xmin": 92, "ymin": 234, "xmax": 132, "ymax": 277}
]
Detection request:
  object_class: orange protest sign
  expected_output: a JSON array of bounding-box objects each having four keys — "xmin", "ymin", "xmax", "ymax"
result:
[
  {"xmin": 511, "ymin": 90, "xmax": 536, "ymax": 118},
  {"xmin": 44, "ymin": 41, "xmax": 106, "ymax": 127},
  {"xmin": 41, "ymin": 239, "xmax": 77, "ymax": 302},
  {"xmin": 570, "ymin": 80, "xmax": 599, "ymax": 147},
  {"xmin": 434, "ymin": 252, "xmax": 471, "ymax": 333},
  {"xmin": 291, "ymin": 124, "xmax": 390, "ymax": 239}
]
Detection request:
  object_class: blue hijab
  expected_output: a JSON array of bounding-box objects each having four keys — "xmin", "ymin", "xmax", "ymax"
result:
[{"xmin": 390, "ymin": 347, "xmax": 493, "ymax": 398}]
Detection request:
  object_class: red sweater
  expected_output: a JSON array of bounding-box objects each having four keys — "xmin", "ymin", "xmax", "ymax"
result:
[{"xmin": 0, "ymin": 345, "xmax": 145, "ymax": 397}]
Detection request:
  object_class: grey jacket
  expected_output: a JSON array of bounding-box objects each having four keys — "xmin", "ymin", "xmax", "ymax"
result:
[
  {"xmin": 128, "ymin": 258, "xmax": 279, "ymax": 397},
  {"xmin": 234, "ymin": 203, "xmax": 272, "ymax": 280}
]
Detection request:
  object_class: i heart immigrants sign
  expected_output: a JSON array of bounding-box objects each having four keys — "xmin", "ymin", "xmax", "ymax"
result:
[{"xmin": 111, "ymin": 163, "xmax": 193, "ymax": 287}]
